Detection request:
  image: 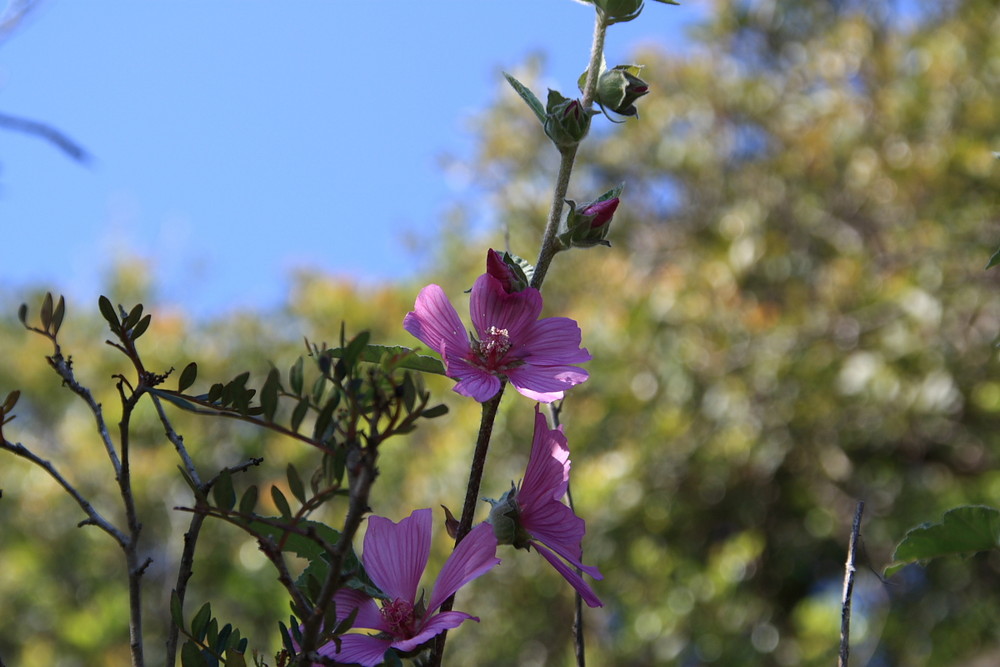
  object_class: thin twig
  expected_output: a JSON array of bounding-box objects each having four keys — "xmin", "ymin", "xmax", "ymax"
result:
[
  {"xmin": 839, "ymin": 501, "xmax": 865, "ymax": 667},
  {"xmin": 0, "ymin": 437, "xmax": 126, "ymax": 544}
]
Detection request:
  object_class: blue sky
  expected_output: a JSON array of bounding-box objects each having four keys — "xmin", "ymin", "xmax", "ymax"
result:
[{"xmin": 0, "ymin": 1, "xmax": 699, "ymax": 317}]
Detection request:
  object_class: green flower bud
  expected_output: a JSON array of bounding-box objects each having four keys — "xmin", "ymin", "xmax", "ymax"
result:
[
  {"xmin": 485, "ymin": 483, "xmax": 532, "ymax": 549},
  {"xmin": 596, "ymin": 65, "xmax": 649, "ymax": 118},
  {"xmin": 595, "ymin": 0, "xmax": 644, "ymax": 23},
  {"xmin": 544, "ymin": 89, "xmax": 595, "ymax": 149},
  {"xmin": 558, "ymin": 184, "xmax": 624, "ymax": 249}
]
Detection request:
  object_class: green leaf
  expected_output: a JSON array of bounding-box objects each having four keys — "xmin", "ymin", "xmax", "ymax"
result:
[
  {"xmin": 191, "ymin": 602, "xmax": 212, "ymax": 641},
  {"xmin": 170, "ymin": 589, "xmax": 185, "ymax": 630},
  {"xmin": 40, "ymin": 292, "xmax": 53, "ymax": 331},
  {"xmin": 238, "ymin": 485, "xmax": 259, "ymax": 516},
  {"xmin": 260, "ymin": 367, "xmax": 280, "ymax": 422},
  {"xmin": 248, "ymin": 518, "xmax": 342, "ymax": 562},
  {"xmin": 17, "ymin": 303, "xmax": 27, "ymax": 325},
  {"xmin": 213, "ymin": 470, "xmax": 236, "ymax": 511},
  {"xmin": 290, "ymin": 397, "xmax": 310, "ymax": 433},
  {"xmin": 503, "ymin": 72, "xmax": 546, "ymax": 124},
  {"xmin": 2, "ymin": 390, "xmax": 20, "ymax": 413},
  {"xmin": 886, "ymin": 505, "xmax": 1000, "ymax": 576},
  {"xmin": 178, "ymin": 362, "xmax": 199, "ymax": 393},
  {"xmin": 421, "ymin": 404, "xmax": 449, "ymax": 419},
  {"xmin": 98, "ymin": 295, "xmax": 119, "ymax": 328},
  {"xmin": 51, "ymin": 295, "xmax": 65, "ymax": 334},
  {"xmin": 123, "ymin": 303, "xmax": 144, "ymax": 330},
  {"xmin": 286, "ymin": 463, "xmax": 306, "ymax": 505},
  {"xmin": 271, "ymin": 485, "xmax": 292, "ymax": 519},
  {"xmin": 224, "ymin": 649, "xmax": 247, "ymax": 667},
  {"xmin": 313, "ymin": 395, "xmax": 338, "ymax": 441},
  {"xmin": 289, "ymin": 357, "xmax": 304, "ymax": 396},
  {"xmin": 180, "ymin": 641, "xmax": 209, "ymax": 667},
  {"xmin": 327, "ymin": 344, "xmax": 446, "ymax": 376},
  {"xmin": 987, "ymin": 245, "xmax": 1000, "ymax": 270},
  {"xmin": 131, "ymin": 313, "xmax": 152, "ymax": 340},
  {"xmin": 343, "ymin": 331, "xmax": 372, "ymax": 368}
]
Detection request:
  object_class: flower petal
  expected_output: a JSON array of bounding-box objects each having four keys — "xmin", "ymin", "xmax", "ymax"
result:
[
  {"xmin": 318, "ymin": 633, "xmax": 393, "ymax": 667},
  {"xmin": 518, "ymin": 407, "xmax": 570, "ymax": 509},
  {"xmin": 362, "ymin": 509, "xmax": 431, "ymax": 604},
  {"xmin": 531, "ymin": 540, "xmax": 604, "ymax": 608},
  {"xmin": 392, "ymin": 611, "xmax": 479, "ymax": 653},
  {"xmin": 444, "ymin": 352, "xmax": 503, "ymax": 402},
  {"xmin": 332, "ymin": 588, "xmax": 386, "ymax": 631},
  {"xmin": 404, "ymin": 285, "xmax": 469, "ymax": 357},
  {"xmin": 469, "ymin": 274, "xmax": 543, "ymax": 340},
  {"xmin": 427, "ymin": 522, "xmax": 500, "ymax": 614},
  {"xmin": 515, "ymin": 317, "xmax": 592, "ymax": 365},
  {"xmin": 506, "ymin": 365, "xmax": 589, "ymax": 403},
  {"xmin": 521, "ymin": 496, "xmax": 598, "ymax": 578}
]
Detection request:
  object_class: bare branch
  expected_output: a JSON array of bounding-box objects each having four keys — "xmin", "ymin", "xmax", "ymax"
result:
[{"xmin": 839, "ymin": 501, "xmax": 865, "ymax": 667}]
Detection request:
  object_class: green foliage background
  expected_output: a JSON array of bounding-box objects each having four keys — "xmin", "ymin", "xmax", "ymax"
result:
[{"xmin": 5, "ymin": 0, "xmax": 1000, "ymax": 664}]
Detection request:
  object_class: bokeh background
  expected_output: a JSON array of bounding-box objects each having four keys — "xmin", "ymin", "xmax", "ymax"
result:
[{"xmin": 4, "ymin": 0, "xmax": 1000, "ymax": 665}]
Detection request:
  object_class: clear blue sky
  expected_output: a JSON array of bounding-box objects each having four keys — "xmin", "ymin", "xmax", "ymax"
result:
[{"xmin": 1, "ymin": 1, "xmax": 699, "ymax": 317}]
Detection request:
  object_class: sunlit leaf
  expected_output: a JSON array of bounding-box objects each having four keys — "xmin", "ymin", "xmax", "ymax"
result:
[{"xmin": 886, "ymin": 505, "xmax": 1000, "ymax": 576}]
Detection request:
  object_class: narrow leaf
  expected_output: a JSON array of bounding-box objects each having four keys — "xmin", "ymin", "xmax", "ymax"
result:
[
  {"xmin": 987, "ymin": 245, "xmax": 1000, "ymax": 270},
  {"xmin": 98, "ymin": 295, "xmax": 119, "ymax": 328},
  {"xmin": 260, "ymin": 367, "xmax": 280, "ymax": 422},
  {"xmin": 180, "ymin": 641, "xmax": 209, "ymax": 667},
  {"xmin": 421, "ymin": 404, "xmax": 449, "ymax": 419},
  {"xmin": 290, "ymin": 397, "xmax": 310, "ymax": 433},
  {"xmin": 271, "ymin": 485, "xmax": 292, "ymax": 519},
  {"xmin": 289, "ymin": 357, "xmax": 304, "ymax": 396},
  {"xmin": 131, "ymin": 313, "xmax": 152, "ymax": 340},
  {"xmin": 225, "ymin": 649, "xmax": 247, "ymax": 667},
  {"xmin": 238, "ymin": 485, "xmax": 259, "ymax": 516},
  {"xmin": 170, "ymin": 589, "xmax": 185, "ymax": 630},
  {"xmin": 2, "ymin": 390, "xmax": 20, "ymax": 413},
  {"xmin": 178, "ymin": 362, "xmax": 198, "ymax": 393},
  {"xmin": 40, "ymin": 292, "xmax": 53, "ymax": 331},
  {"xmin": 52, "ymin": 295, "xmax": 65, "ymax": 334},
  {"xmin": 286, "ymin": 463, "xmax": 306, "ymax": 505},
  {"xmin": 17, "ymin": 303, "xmax": 27, "ymax": 325},
  {"xmin": 212, "ymin": 470, "xmax": 236, "ymax": 511},
  {"xmin": 503, "ymin": 72, "xmax": 546, "ymax": 124},
  {"xmin": 191, "ymin": 602, "xmax": 212, "ymax": 642}
]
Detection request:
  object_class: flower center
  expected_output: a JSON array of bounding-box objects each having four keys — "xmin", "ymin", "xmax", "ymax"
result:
[
  {"xmin": 475, "ymin": 326, "xmax": 511, "ymax": 368},
  {"xmin": 381, "ymin": 598, "xmax": 417, "ymax": 637}
]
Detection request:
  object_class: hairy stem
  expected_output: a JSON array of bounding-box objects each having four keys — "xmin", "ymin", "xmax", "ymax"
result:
[{"xmin": 530, "ymin": 9, "xmax": 608, "ymax": 291}]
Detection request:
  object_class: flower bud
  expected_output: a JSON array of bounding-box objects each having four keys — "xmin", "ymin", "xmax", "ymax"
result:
[
  {"xmin": 485, "ymin": 484, "xmax": 532, "ymax": 549},
  {"xmin": 595, "ymin": 0, "xmax": 644, "ymax": 23},
  {"xmin": 544, "ymin": 90, "xmax": 595, "ymax": 149},
  {"xmin": 486, "ymin": 249, "xmax": 530, "ymax": 293},
  {"xmin": 596, "ymin": 65, "xmax": 649, "ymax": 118},
  {"xmin": 558, "ymin": 185, "xmax": 623, "ymax": 249}
]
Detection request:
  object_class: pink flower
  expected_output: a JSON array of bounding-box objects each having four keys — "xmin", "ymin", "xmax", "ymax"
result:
[
  {"xmin": 317, "ymin": 509, "xmax": 500, "ymax": 666},
  {"xmin": 403, "ymin": 262, "xmax": 591, "ymax": 403},
  {"xmin": 487, "ymin": 406, "xmax": 604, "ymax": 607}
]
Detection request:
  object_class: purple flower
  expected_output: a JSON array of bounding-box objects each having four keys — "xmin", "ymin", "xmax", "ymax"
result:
[
  {"xmin": 403, "ymin": 270, "xmax": 591, "ymax": 403},
  {"xmin": 487, "ymin": 406, "xmax": 604, "ymax": 607},
  {"xmin": 317, "ymin": 509, "xmax": 500, "ymax": 666}
]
